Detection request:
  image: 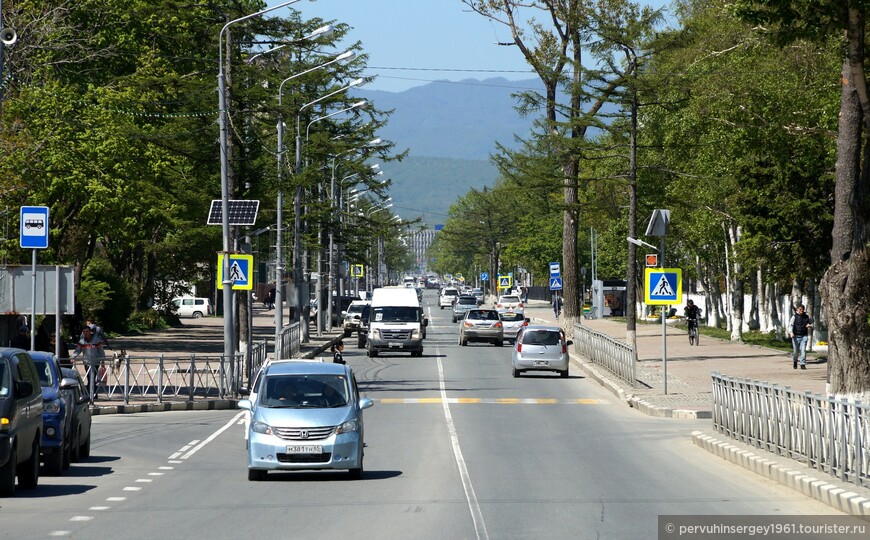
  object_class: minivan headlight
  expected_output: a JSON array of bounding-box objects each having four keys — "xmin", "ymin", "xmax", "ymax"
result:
[
  {"xmin": 336, "ymin": 419, "xmax": 359, "ymax": 434},
  {"xmin": 251, "ymin": 421, "xmax": 274, "ymax": 436}
]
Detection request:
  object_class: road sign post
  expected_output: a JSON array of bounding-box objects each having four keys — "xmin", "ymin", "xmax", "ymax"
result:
[{"xmin": 20, "ymin": 206, "xmax": 49, "ymax": 351}]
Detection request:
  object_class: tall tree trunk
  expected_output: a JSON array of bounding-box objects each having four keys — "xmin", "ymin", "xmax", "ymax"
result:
[
  {"xmin": 757, "ymin": 268, "xmax": 768, "ymax": 331},
  {"xmin": 727, "ymin": 223, "xmax": 744, "ymax": 341},
  {"xmin": 768, "ymin": 282, "xmax": 784, "ymax": 340},
  {"xmin": 820, "ymin": 50, "xmax": 870, "ymax": 398}
]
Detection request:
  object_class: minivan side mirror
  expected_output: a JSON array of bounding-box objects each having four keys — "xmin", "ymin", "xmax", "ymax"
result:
[{"xmin": 566, "ymin": 340, "xmax": 574, "ymax": 346}]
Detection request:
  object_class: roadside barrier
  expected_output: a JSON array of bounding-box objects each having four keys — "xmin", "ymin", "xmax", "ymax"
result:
[
  {"xmin": 75, "ymin": 340, "xmax": 268, "ymax": 405},
  {"xmin": 712, "ymin": 372, "xmax": 869, "ymax": 487},
  {"xmin": 573, "ymin": 323, "xmax": 636, "ymax": 386}
]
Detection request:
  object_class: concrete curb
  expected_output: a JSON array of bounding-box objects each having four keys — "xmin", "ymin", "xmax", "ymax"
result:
[
  {"xmin": 692, "ymin": 431, "xmax": 870, "ymax": 517},
  {"xmin": 92, "ymin": 399, "xmax": 239, "ymax": 415}
]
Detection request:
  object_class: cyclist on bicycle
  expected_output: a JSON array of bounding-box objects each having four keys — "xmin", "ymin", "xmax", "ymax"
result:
[{"xmin": 684, "ymin": 299, "xmax": 701, "ymax": 323}]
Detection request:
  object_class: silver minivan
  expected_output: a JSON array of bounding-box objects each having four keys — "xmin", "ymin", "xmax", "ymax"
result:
[{"xmin": 238, "ymin": 361, "xmax": 373, "ymax": 480}]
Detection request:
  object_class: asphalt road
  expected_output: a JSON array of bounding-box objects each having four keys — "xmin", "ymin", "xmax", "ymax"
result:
[{"xmin": 1, "ymin": 291, "xmax": 846, "ymax": 539}]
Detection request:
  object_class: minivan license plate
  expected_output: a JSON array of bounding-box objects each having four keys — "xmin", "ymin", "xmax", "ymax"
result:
[
  {"xmin": 287, "ymin": 445, "xmax": 322, "ymax": 454},
  {"xmin": 534, "ymin": 360, "xmax": 550, "ymax": 366}
]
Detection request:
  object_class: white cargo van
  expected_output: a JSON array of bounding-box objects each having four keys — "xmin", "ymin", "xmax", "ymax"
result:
[{"xmin": 367, "ymin": 287, "xmax": 428, "ymax": 357}]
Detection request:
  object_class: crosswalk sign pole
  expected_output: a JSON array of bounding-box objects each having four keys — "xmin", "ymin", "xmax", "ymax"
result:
[{"xmin": 660, "ymin": 236, "xmax": 667, "ymax": 395}]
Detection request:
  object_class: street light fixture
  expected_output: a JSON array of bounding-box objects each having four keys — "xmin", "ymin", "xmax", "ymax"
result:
[
  {"xmin": 626, "ymin": 236, "xmax": 658, "ymax": 251},
  {"xmin": 217, "ymin": 0, "xmax": 299, "ymax": 379},
  {"xmin": 245, "ymin": 24, "xmax": 334, "ymax": 64}
]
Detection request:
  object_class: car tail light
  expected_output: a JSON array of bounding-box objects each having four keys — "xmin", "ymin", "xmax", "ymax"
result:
[
  {"xmin": 562, "ymin": 341, "xmax": 568, "ymax": 354},
  {"xmin": 518, "ymin": 302, "xmax": 524, "ymax": 308},
  {"xmin": 495, "ymin": 321, "xmax": 503, "ymax": 328},
  {"xmin": 522, "ymin": 320, "xmax": 529, "ymax": 326},
  {"xmin": 516, "ymin": 342, "xmax": 522, "ymax": 352},
  {"xmin": 496, "ymin": 303, "xmax": 503, "ymax": 309}
]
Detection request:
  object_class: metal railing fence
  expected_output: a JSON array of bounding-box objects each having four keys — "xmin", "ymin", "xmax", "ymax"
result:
[
  {"xmin": 276, "ymin": 321, "xmax": 302, "ymax": 360},
  {"xmin": 712, "ymin": 372, "xmax": 869, "ymax": 487},
  {"xmin": 75, "ymin": 345, "xmax": 269, "ymax": 405},
  {"xmin": 573, "ymin": 323, "xmax": 636, "ymax": 386}
]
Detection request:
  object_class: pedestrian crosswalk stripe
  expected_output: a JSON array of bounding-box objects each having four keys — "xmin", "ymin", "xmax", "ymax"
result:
[{"xmin": 376, "ymin": 398, "xmax": 604, "ymax": 405}]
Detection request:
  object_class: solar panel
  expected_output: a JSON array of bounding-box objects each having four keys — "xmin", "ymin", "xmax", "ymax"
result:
[{"xmin": 207, "ymin": 200, "xmax": 260, "ymax": 226}]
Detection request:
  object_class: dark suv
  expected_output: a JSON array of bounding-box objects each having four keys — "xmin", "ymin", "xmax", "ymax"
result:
[{"xmin": 0, "ymin": 348, "xmax": 43, "ymax": 496}]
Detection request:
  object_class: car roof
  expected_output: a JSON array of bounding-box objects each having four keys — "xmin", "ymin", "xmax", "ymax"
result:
[
  {"xmin": 265, "ymin": 360, "xmax": 350, "ymax": 376},
  {"xmin": 28, "ymin": 351, "xmax": 56, "ymax": 361}
]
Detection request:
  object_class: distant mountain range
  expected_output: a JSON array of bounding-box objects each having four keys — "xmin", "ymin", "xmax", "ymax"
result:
[{"xmin": 357, "ymin": 77, "xmax": 542, "ymax": 224}]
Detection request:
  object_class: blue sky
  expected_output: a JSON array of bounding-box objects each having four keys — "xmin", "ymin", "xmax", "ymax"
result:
[{"xmin": 293, "ymin": 0, "xmax": 673, "ymax": 93}]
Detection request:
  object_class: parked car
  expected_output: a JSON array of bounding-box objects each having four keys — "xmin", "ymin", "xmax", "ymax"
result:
[
  {"xmin": 172, "ymin": 296, "xmax": 213, "ymax": 318},
  {"xmin": 439, "ymin": 288, "xmax": 459, "ymax": 309},
  {"xmin": 59, "ymin": 368, "xmax": 91, "ymax": 463},
  {"xmin": 451, "ymin": 295, "xmax": 479, "ymax": 323},
  {"xmin": 0, "ymin": 348, "xmax": 43, "ymax": 496},
  {"xmin": 495, "ymin": 294, "xmax": 523, "ymax": 312},
  {"xmin": 29, "ymin": 352, "xmax": 71, "ymax": 475},
  {"xmin": 238, "ymin": 361, "xmax": 374, "ymax": 480},
  {"xmin": 499, "ymin": 311, "xmax": 529, "ymax": 343},
  {"xmin": 511, "ymin": 326, "xmax": 573, "ymax": 378},
  {"xmin": 458, "ymin": 309, "xmax": 504, "ymax": 346},
  {"xmin": 342, "ymin": 300, "xmax": 370, "ymax": 337}
]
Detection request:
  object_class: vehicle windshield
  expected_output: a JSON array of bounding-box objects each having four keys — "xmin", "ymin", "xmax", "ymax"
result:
[
  {"xmin": 500, "ymin": 296, "xmax": 520, "ymax": 303},
  {"xmin": 0, "ymin": 360, "xmax": 9, "ymax": 397},
  {"xmin": 347, "ymin": 304, "xmax": 366, "ymax": 314},
  {"xmin": 500, "ymin": 312, "xmax": 525, "ymax": 322},
  {"xmin": 443, "ymin": 289, "xmax": 458, "ymax": 297},
  {"xmin": 260, "ymin": 374, "xmax": 349, "ymax": 409},
  {"xmin": 522, "ymin": 330, "xmax": 561, "ymax": 346},
  {"xmin": 372, "ymin": 306, "xmax": 420, "ymax": 323},
  {"xmin": 457, "ymin": 297, "xmax": 477, "ymax": 305},
  {"xmin": 32, "ymin": 359, "xmax": 55, "ymax": 386}
]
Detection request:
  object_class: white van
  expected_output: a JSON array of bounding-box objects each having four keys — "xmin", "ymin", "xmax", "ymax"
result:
[
  {"xmin": 172, "ymin": 296, "xmax": 213, "ymax": 318},
  {"xmin": 367, "ymin": 287, "xmax": 427, "ymax": 357}
]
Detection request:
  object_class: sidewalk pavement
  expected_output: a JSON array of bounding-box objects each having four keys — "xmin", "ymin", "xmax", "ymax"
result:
[{"xmin": 522, "ymin": 299, "xmax": 828, "ymax": 419}]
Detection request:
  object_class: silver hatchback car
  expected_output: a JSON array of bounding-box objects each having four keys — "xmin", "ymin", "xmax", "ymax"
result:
[
  {"xmin": 511, "ymin": 325, "xmax": 573, "ymax": 378},
  {"xmin": 459, "ymin": 308, "xmax": 504, "ymax": 346},
  {"xmin": 238, "ymin": 361, "xmax": 373, "ymax": 480}
]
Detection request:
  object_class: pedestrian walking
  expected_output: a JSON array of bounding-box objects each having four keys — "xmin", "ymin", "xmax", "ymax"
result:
[
  {"xmin": 267, "ymin": 287, "xmax": 276, "ymax": 310},
  {"xmin": 788, "ymin": 304, "xmax": 813, "ymax": 370},
  {"xmin": 72, "ymin": 324, "xmax": 108, "ymax": 401},
  {"xmin": 553, "ymin": 294, "xmax": 562, "ymax": 319},
  {"xmin": 331, "ymin": 340, "xmax": 346, "ymax": 364}
]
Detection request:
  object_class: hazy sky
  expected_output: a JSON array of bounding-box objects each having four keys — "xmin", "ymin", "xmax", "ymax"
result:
[{"xmin": 292, "ymin": 0, "xmax": 672, "ymax": 93}]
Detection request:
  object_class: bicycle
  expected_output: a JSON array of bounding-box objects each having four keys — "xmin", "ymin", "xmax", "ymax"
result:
[{"xmin": 687, "ymin": 317, "xmax": 699, "ymax": 346}]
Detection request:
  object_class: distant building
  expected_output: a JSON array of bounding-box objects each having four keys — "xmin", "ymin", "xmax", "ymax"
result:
[{"xmin": 409, "ymin": 228, "xmax": 438, "ymax": 274}]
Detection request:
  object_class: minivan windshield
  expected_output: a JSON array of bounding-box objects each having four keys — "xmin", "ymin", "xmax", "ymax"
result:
[
  {"xmin": 372, "ymin": 306, "xmax": 420, "ymax": 323},
  {"xmin": 261, "ymin": 374, "xmax": 349, "ymax": 408}
]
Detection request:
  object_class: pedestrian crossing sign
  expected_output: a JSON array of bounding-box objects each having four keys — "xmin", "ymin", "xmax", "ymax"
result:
[
  {"xmin": 217, "ymin": 253, "xmax": 254, "ymax": 290},
  {"xmin": 644, "ymin": 268, "xmax": 681, "ymax": 305},
  {"xmin": 498, "ymin": 275, "xmax": 512, "ymax": 290},
  {"xmin": 351, "ymin": 264, "xmax": 364, "ymax": 277}
]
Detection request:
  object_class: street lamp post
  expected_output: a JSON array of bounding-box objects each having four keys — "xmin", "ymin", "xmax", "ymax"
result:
[
  {"xmin": 305, "ymin": 106, "xmax": 370, "ymax": 336},
  {"xmin": 274, "ymin": 50, "xmax": 354, "ymax": 356},
  {"xmin": 217, "ymin": 0, "xmax": 298, "ymax": 382},
  {"xmin": 293, "ymin": 78, "xmax": 364, "ymax": 339}
]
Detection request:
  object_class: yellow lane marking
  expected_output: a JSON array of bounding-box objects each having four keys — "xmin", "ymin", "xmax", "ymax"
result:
[{"xmin": 375, "ymin": 398, "xmax": 604, "ymax": 405}]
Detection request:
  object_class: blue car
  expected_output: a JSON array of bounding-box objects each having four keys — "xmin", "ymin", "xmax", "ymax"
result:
[{"xmin": 30, "ymin": 352, "xmax": 71, "ymax": 475}]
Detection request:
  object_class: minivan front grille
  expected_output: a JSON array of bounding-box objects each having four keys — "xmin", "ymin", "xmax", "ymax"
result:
[
  {"xmin": 382, "ymin": 329, "xmax": 411, "ymax": 340},
  {"xmin": 273, "ymin": 426, "xmax": 335, "ymax": 441}
]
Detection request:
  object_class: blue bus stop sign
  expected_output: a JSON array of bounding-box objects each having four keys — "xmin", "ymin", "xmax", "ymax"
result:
[{"xmin": 20, "ymin": 206, "xmax": 49, "ymax": 249}]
